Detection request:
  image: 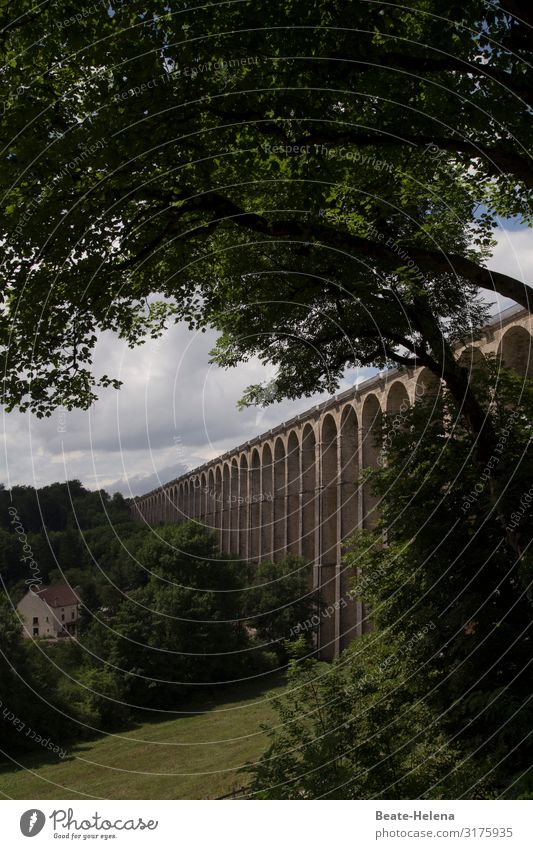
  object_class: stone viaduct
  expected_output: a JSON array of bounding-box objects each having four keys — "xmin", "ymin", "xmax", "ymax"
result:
[{"xmin": 131, "ymin": 307, "xmax": 533, "ymax": 659}]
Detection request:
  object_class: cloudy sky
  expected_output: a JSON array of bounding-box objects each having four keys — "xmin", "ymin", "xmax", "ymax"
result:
[{"xmin": 1, "ymin": 225, "xmax": 530, "ymax": 498}]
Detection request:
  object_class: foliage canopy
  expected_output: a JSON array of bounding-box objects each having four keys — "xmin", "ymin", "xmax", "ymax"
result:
[{"xmin": 0, "ymin": 1, "xmax": 531, "ymax": 422}]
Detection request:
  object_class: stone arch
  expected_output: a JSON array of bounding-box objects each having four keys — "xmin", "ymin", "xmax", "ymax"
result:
[
  {"xmin": 214, "ymin": 466, "xmax": 223, "ymax": 544},
  {"xmin": 250, "ymin": 448, "xmax": 261, "ymax": 560},
  {"xmin": 195, "ymin": 475, "xmax": 203, "ymax": 519},
  {"xmin": 458, "ymin": 346, "xmax": 488, "ymax": 382},
  {"xmin": 386, "ymin": 380, "xmax": 410, "ymax": 415},
  {"xmin": 383, "ymin": 382, "xmax": 411, "ymax": 464},
  {"xmin": 189, "ymin": 475, "xmax": 198, "ymax": 519},
  {"xmin": 230, "ymin": 459, "xmax": 239, "ymax": 553},
  {"xmin": 222, "ymin": 463, "xmax": 231, "ymax": 552},
  {"xmin": 340, "ymin": 413, "xmax": 359, "ymax": 563},
  {"xmin": 413, "ymin": 367, "xmax": 443, "ymax": 436},
  {"xmin": 301, "ymin": 424, "xmax": 316, "ymax": 563},
  {"xmin": 183, "ymin": 479, "xmax": 191, "ymax": 519},
  {"xmin": 184, "ymin": 480, "xmax": 190, "ymax": 518},
  {"xmin": 320, "ymin": 413, "xmax": 339, "ymax": 659},
  {"xmin": 239, "ymin": 454, "xmax": 249, "ymax": 558},
  {"xmin": 457, "ymin": 345, "xmax": 487, "ymax": 371},
  {"xmin": 414, "ymin": 367, "xmax": 441, "ymax": 402},
  {"xmin": 361, "ymin": 394, "xmax": 381, "ymax": 528},
  {"xmin": 200, "ymin": 473, "xmax": 207, "ymax": 521},
  {"xmin": 498, "ymin": 326, "xmax": 533, "ymax": 377},
  {"xmin": 261, "ymin": 443, "xmax": 274, "ymax": 560},
  {"xmin": 189, "ymin": 479, "xmax": 195, "ymax": 520},
  {"xmin": 207, "ymin": 469, "xmax": 215, "ymax": 529},
  {"xmin": 339, "ymin": 404, "xmax": 360, "ymax": 651},
  {"xmin": 273, "ymin": 437, "xmax": 286, "ymax": 559},
  {"xmin": 172, "ymin": 485, "xmax": 178, "ymax": 521},
  {"xmin": 287, "ymin": 431, "xmax": 300, "ymax": 555},
  {"xmin": 175, "ymin": 482, "xmax": 181, "ymax": 522},
  {"xmin": 361, "ymin": 394, "xmax": 381, "ymax": 467},
  {"xmin": 321, "ymin": 414, "xmax": 339, "ymax": 565}
]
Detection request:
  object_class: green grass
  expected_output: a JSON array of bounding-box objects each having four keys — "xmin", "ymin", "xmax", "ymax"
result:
[{"xmin": 0, "ymin": 674, "xmax": 286, "ymax": 800}]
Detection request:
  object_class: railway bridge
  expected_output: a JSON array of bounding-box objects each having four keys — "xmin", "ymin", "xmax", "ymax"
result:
[{"xmin": 131, "ymin": 307, "xmax": 533, "ymax": 658}]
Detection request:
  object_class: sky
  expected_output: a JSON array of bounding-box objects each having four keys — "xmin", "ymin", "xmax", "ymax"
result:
[{"xmin": 1, "ymin": 224, "xmax": 531, "ymax": 498}]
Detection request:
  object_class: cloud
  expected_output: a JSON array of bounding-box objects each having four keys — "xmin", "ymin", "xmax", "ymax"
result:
[
  {"xmin": 486, "ymin": 226, "xmax": 533, "ymax": 312},
  {"xmin": 1, "ymin": 320, "xmax": 373, "ymax": 495},
  {"xmin": 105, "ymin": 463, "xmax": 190, "ymax": 497},
  {"xmin": 0, "ymin": 225, "xmax": 529, "ymax": 496}
]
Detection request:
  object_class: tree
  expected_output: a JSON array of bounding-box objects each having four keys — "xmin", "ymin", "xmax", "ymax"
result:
[
  {"xmin": 247, "ymin": 364, "xmax": 533, "ymax": 798},
  {"xmin": 244, "ymin": 555, "xmax": 319, "ymax": 661},
  {"xmin": 0, "ymin": 0, "xmax": 531, "ymax": 428},
  {"xmin": 247, "ymin": 640, "xmax": 485, "ymax": 799},
  {"xmin": 87, "ymin": 522, "xmax": 265, "ymax": 709},
  {"xmin": 0, "ymin": 528, "xmax": 23, "ymax": 589},
  {"xmin": 352, "ymin": 363, "xmax": 533, "ymax": 792},
  {"xmin": 0, "ymin": 482, "xmax": 136, "ymax": 600}
]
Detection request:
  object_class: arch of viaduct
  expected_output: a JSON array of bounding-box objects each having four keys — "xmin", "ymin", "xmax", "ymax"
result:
[{"xmin": 131, "ymin": 307, "xmax": 533, "ymax": 659}]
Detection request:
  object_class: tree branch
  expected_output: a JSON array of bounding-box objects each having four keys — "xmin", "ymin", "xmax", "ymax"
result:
[
  {"xmin": 198, "ymin": 192, "xmax": 533, "ymax": 313},
  {"xmin": 209, "ymin": 106, "xmax": 533, "ymax": 189}
]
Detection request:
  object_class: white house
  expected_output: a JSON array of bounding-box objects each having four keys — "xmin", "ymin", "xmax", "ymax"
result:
[{"xmin": 17, "ymin": 584, "xmax": 81, "ymax": 639}]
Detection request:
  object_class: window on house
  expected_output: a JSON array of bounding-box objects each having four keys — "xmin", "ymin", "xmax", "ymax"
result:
[
  {"xmin": 45, "ymin": 616, "xmax": 49, "ymax": 622},
  {"xmin": 33, "ymin": 627, "xmax": 38, "ymax": 636},
  {"xmin": 71, "ymin": 611, "xmax": 75, "ymax": 619},
  {"xmin": 32, "ymin": 617, "xmax": 39, "ymax": 625},
  {"xmin": 61, "ymin": 614, "xmax": 65, "ymax": 621}
]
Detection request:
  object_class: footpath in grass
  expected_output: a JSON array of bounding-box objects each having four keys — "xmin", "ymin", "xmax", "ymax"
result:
[{"xmin": 0, "ymin": 673, "xmax": 286, "ymax": 800}]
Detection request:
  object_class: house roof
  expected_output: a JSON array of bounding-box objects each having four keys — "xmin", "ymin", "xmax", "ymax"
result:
[{"xmin": 36, "ymin": 584, "xmax": 81, "ymax": 608}]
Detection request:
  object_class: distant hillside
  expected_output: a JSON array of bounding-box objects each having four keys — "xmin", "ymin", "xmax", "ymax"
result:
[{"xmin": 0, "ymin": 480, "xmax": 137, "ymax": 598}]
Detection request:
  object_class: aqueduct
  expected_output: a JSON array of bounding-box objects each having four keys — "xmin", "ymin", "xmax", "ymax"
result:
[{"xmin": 131, "ymin": 307, "xmax": 533, "ymax": 659}]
